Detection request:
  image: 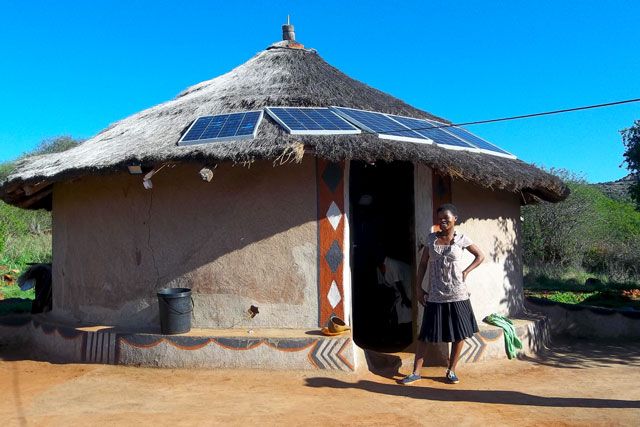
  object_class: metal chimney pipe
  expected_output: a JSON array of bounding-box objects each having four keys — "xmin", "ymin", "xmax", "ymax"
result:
[{"xmin": 282, "ymin": 21, "xmax": 295, "ymax": 41}]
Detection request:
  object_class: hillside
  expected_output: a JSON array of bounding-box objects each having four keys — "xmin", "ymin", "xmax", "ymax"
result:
[{"xmin": 593, "ymin": 173, "xmax": 637, "ymax": 203}]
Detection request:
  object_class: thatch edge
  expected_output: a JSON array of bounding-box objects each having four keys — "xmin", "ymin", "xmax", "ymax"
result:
[{"xmin": 0, "ymin": 138, "xmax": 569, "ymax": 210}]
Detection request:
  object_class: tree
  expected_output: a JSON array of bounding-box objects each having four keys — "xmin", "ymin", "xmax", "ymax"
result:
[
  {"xmin": 32, "ymin": 135, "xmax": 82, "ymax": 156},
  {"xmin": 621, "ymin": 120, "xmax": 640, "ymax": 208},
  {"xmin": 522, "ymin": 179, "xmax": 599, "ymax": 270},
  {"xmin": 0, "ymin": 163, "xmax": 15, "ymax": 184},
  {"xmin": 522, "ymin": 167, "xmax": 640, "ymax": 281},
  {"xmin": 0, "ymin": 136, "xmax": 82, "ymax": 182},
  {"xmin": 1, "ymin": 135, "xmax": 83, "ymax": 255}
]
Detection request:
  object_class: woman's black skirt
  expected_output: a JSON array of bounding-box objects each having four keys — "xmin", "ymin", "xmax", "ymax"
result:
[{"xmin": 418, "ymin": 299, "xmax": 479, "ymax": 343}]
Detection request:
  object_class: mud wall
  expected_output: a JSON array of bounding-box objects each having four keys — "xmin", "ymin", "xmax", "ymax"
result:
[
  {"xmin": 51, "ymin": 160, "xmax": 318, "ymax": 329},
  {"xmin": 526, "ymin": 298, "xmax": 640, "ymax": 339},
  {"xmin": 452, "ymin": 180, "xmax": 524, "ymax": 319},
  {"xmin": 413, "ymin": 170, "xmax": 523, "ymax": 320}
]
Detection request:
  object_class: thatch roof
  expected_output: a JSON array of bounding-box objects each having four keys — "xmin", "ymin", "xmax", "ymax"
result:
[{"xmin": 0, "ymin": 39, "xmax": 568, "ymax": 209}]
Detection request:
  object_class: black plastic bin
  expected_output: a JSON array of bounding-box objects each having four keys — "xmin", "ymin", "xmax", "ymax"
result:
[{"xmin": 157, "ymin": 287, "xmax": 193, "ymax": 334}]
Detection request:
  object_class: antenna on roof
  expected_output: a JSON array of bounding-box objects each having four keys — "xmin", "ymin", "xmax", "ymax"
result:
[{"xmin": 282, "ymin": 16, "xmax": 295, "ymax": 41}]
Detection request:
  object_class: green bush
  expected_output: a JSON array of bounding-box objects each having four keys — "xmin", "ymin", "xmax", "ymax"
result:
[
  {"xmin": 0, "ymin": 219, "xmax": 6, "ymax": 255},
  {"xmin": 547, "ymin": 292, "xmax": 596, "ymax": 305},
  {"xmin": 621, "ymin": 120, "xmax": 640, "ymax": 208},
  {"xmin": 0, "ymin": 200, "xmax": 51, "ymax": 236},
  {"xmin": 1, "ymin": 233, "xmax": 52, "ymax": 267},
  {"xmin": 523, "ymin": 171, "xmax": 640, "ymax": 284},
  {"xmin": 0, "ymin": 200, "xmax": 52, "ymax": 274},
  {"xmin": 523, "ymin": 174, "xmax": 600, "ymax": 270},
  {"xmin": 0, "ymin": 162, "xmax": 15, "ymax": 183},
  {"xmin": 582, "ymin": 246, "xmax": 609, "ymax": 275},
  {"xmin": 0, "ymin": 136, "xmax": 80, "ymax": 280},
  {"xmin": 1, "ymin": 285, "xmax": 35, "ymax": 300}
]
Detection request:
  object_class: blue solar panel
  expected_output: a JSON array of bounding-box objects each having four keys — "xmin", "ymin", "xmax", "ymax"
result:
[
  {"xmin": 388, "ymin": 115, "xmax": 476, "ymax": 150},
  {"xmin": 182, "ymin": 116, "xmax": 213, "ymax": 141},
  {"xmin": 265, "ymin": 107, "xmax": 360, "ymax": 134},
  {"xmin": 441, "ymin": 125, "xmax": 514, "ymax": 157},
  {"xmin": 331, "ymin": 107, "xmax": 429, "ymax": 143},
  {"xmin": 180, "ymin": 111, "xmax": 263, "ymax": 145}
]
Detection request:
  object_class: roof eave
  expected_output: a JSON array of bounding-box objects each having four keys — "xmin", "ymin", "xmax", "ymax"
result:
[{"xmin": 0, "ymin": 142, "xmax": 569, "ymax": 210}]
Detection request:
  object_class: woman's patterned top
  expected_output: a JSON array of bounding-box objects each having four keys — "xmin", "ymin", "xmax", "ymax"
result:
[{"xmin": 425, "ymin": 232, "xmax": 473, "ymax": 303}]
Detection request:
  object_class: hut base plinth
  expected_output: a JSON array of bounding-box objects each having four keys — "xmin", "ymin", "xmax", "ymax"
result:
[
  {"xmin": 1, "ymin": 314, "xmax": 550, "ymax": 371},
  {"xmin": 11, "ymin": 315, "xmax": 357, "ymax": 370}
]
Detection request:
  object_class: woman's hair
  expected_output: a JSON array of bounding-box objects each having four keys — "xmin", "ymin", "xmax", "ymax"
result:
[{"xmin": 436, "ymin": 203, "xmax": 458, "ymax": 217}]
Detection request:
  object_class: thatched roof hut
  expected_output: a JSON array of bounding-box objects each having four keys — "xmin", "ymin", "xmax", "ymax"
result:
[
  {"xmin": 0, "ymin": 27, "xmax": 567, "ymax": 366},
  {"xmin": 0, "ymin": 36, "xmax": 567, "ymax": 209}
]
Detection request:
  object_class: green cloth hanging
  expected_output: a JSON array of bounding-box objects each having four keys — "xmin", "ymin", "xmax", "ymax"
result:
[{"xmin": 483, "ymin": 313, "xmax": 523, "ymax": 359}]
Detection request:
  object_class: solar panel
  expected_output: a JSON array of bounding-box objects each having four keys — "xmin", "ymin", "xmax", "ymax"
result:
[
  {"xmin": 265, "ymin": 107, "xmax": 360, "ymax": 135},
  {"xmin": 388, "ymin": 115, "xmax": 477, "ymax": 151},
  {"xmin": 440, "ymin": 125, "xmax": 515, "ymax": 158},
  {"xmin": 331, "ymin": 107, "xmax": 431, "ymax": 144},
  {"xmin": 179, "ymin": 111, "xmax": 263, "ymax": 145}
]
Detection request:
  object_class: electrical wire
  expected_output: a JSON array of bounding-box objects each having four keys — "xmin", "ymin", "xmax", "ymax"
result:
[{"xmin": 378, "ymin": 97, "xmax": 640, "ymax": 134}]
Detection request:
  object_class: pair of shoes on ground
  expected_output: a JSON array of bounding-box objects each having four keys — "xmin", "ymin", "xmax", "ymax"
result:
[{"xmin": 400, "ymin": 369, "xmax": 459, "ymax": 385}]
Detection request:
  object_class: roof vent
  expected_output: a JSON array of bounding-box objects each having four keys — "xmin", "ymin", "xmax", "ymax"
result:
[
  {"xmin": 282, "ymin": 15, "xmax": 295, "ymax": 41},
  {"xmin": 267, "ymin": 17, "xmax": 305, "ymax": 50}
]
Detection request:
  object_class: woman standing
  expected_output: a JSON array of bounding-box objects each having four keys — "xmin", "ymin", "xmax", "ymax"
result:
[{"xmin": 401, "ymin": 203, "xmax": 485, "ymax": 385}]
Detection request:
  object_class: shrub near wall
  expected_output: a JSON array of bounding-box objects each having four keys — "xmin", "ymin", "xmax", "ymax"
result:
[
  {"xmin": 0, "ymin": 218, "xmax": 6, "ymax": 256},
  {"xmin": 0, "ymin": 136, "xmax": 80, "ymax": 284},
  {"xmin": 523, "ymin": 178, "xmax": 599, "ymax": 271},
  {"xmin": 0, "ymin": 201, "xmax": 52, "ymax": 270},
  {"xmin": 523, "ymin": 177, "xmax": 640, "ymax": 284}
]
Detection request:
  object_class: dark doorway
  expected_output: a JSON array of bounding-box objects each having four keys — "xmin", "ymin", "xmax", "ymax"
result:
[{"xmin": 350, "ymin": 161, "xmax": 415, "ymax": 352}]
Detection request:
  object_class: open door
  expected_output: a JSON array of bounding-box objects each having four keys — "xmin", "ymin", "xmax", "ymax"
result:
[{"xmin": 350, "ymin": 161, "xmax": 415, "ymax": 352}]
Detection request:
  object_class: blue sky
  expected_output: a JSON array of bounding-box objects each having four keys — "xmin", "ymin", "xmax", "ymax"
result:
[{"xmin": 1, "ymin": 0, "xmax": 639, "ymax": 183}]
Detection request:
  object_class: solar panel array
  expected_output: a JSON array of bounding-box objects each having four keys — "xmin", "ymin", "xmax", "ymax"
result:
[
  {"xmin": 177, "ymin": 106, "xmax": 514, "ymax": 158},
  {"xmin": 179, "ymin": 111, "xmax": 263, "ymax": 145},
  {"xmin": 439, "ymin": 124, "xmax": 512, "ymax": 156},
  {"xmin": 389, "ymin": 115, "xmax": 475, "ymax": 150},
  {"xmin": 331, "ymin": 107, "xmax": 428, "ymax": 143},
  {"xmin": 330, "ymin": 106, "xmax": 514, "ymax": 158},
  {"xmin": 265, "ymin": 107, "xmax": 360, "ymax": 135}
]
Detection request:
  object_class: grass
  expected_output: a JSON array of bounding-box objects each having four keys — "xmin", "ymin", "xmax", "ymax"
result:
[
  {"xmin": 525, "ymin": 268, "xmax": 640, "ymax": 310},
  {"xmin": 1, "ymin": 233, "xmax": 52, "ymax": 271},
  {"xmin": 526, "ymin": 291, "xmax": 598, "ymax": 305},
  {"xmin": 524, "ymin": 268, "xmax": 639, "ymax": 292},
  {"xmin": 0, "ymin": 222, "xmax": 49, "ymax": 314},
  {"xmin": 1, "ymin": 284, "xmax": 34, "ymax": 300},
  {"xmin": 526, "ymin": 289, "xmax": 640, "ymax": 310}
]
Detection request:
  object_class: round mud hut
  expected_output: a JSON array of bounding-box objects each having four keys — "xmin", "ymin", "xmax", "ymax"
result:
[{"xmin": 0, "ymin": 25, "xmax": 567, "ymax": 369}]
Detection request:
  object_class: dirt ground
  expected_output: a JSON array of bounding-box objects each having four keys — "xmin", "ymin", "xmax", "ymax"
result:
[{"xmin": 1, "ymin": 339, "xmax": 639, "ymax": 426}]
